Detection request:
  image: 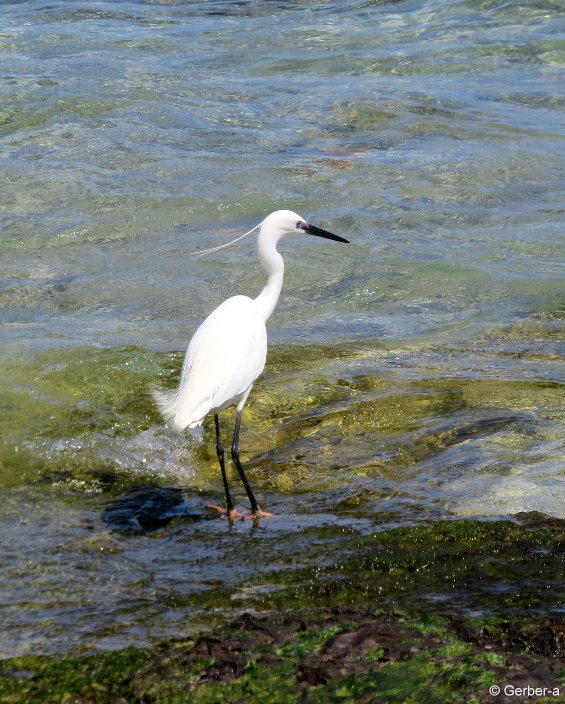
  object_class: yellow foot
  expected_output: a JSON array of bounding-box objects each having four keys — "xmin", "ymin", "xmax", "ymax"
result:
[
  {"xmin": 206, "ymin": 505, "xmax": 246, "ymax": 520},
  {"xmin": 244, "ymin": 509, "xmax": 275, "ymax": 521}
]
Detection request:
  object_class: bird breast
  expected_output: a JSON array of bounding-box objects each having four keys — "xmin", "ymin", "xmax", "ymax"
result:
[{"xmin": 169, "ymin": 296, "xmax": 268, "ymax": 428}]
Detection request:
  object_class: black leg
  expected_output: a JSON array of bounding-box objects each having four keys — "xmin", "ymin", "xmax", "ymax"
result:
[
  {"xmin": 215, "ymin": 414, "xmax": 235, "ymax": 513},
  {"xmin": 231, "ymin": 410, "xmax": 260, "ymax": 514}
]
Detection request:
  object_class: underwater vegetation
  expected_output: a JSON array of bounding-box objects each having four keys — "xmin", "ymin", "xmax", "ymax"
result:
[
  {"xmin": 1, "ymin": 0, "xmax": 564, "ymax": 699},
  {"xmin": 1, "ymin": 317, "xmax": 563, "ymax": 663},
  {"xmin": 0, "ymin": 517, "xmax": 562, "ymax": 703},
  {"xmin": 1, "ymin": 325, "xmax": 562, "ymax": 699}
]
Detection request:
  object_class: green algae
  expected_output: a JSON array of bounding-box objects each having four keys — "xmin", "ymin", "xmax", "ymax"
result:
[
  {"xmin": 2, "ymin": 0, "xmax": 564, "ymax": 686},
  {"xmin": 327, "ymin": 101, "xmax": 398, "ymax": 134},
  {"xmin": 0, "ymin": 346, "xmax": 167, "ymax": 438},
  {"xmin": 0, "ymin": 647, "xmax": 148, "ymax": 704},
  {"xmin": 306, "ymin": 660, "xmax": 496, "ymax": 704},
  {"xmin": 0, "ymin": 517, "xmax": 562, "ymax": 702},
  {"xmin": 0, "ymin": 346, "xmax": 172, "ymax": 487},
  {"xmin": 221, "ymin": 519, "xmax": 564, "ymax": 621},
  {"xmin": 0, "ymin": 335, "xmax": 562, "ymax": 663},
  {"xmin": 275, "ymin": 625, "xmax": 343, "ymax": 660},
  {"xmin": 1, "ymin": 600, "xmax": 560, "ymax": 703},
  {"xmin": 1, "ymin": 336, "xmax": 562, "ymax": 497}
]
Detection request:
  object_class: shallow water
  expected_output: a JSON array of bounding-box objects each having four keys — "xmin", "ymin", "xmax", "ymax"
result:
[{"xmin": 0, "ymin": 0, "xmax": 563, "ymax": 658}]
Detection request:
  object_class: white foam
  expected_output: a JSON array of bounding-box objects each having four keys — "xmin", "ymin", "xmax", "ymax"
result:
[
  {"xmin": 443, "ymin": 460, "xmax": 564, "ymax": 519},
  {"xmin": 25, "ymin": 425, "xmax": 203, "ymax": 483}
]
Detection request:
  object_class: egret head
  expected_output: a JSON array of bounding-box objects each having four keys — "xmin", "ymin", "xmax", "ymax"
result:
[
  {"xmin": 261, "ymin": 209, "xmax": 349, "ymax": 243},
  {"xmin": 191, "ymin": 209, "xmax": 348, "ymax": 258}
]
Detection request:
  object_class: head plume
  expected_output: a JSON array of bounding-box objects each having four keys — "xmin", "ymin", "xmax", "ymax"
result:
[{"xmin": 191, "ymin": 219, "xmax": 264, "ymax": 258}]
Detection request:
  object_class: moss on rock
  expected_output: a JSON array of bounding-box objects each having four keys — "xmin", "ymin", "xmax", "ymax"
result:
[{"xmin": 1, "ymin": 518, "xmax": 562, "ymax": 703}]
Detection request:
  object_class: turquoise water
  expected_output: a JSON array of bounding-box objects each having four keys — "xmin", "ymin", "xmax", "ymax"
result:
[{"xmin": 1, "ymin": 0, "xmax": 563, "ymax": 658}]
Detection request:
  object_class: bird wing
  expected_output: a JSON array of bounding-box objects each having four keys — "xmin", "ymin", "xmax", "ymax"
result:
[{"xmin": 154, "ymin": 296, "xmax": 267, "ymax": 430}]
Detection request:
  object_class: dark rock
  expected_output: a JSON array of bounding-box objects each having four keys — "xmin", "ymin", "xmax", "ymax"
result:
[{"xmin": 102, "ymin": 485, "xmax": 201, "ymax": 532}]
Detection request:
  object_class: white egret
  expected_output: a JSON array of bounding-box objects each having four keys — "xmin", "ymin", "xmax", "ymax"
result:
[{"xmin": 153, "ymin": 210, "xmax": 349, "ymax": 520}]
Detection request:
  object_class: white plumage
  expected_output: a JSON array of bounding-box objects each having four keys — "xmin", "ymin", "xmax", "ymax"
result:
[
  {"xmin": 154, "ymin": 295, "xmax": 267, "ymax": 429},
  {"xmin": 152, "ymin": 209, "xmax": 348, "ymax": 519}
]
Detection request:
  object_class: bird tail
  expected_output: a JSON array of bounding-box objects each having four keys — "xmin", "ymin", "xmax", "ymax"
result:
[
  {"xmin": 151, "ymin": 388, "xmax": 205, "ymax": 431},
  {"xmin": 151, "ymin": 387, "xmax": 177, "ymax": 423}
]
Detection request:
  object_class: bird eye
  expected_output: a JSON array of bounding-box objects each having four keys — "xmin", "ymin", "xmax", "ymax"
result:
[{"xmin": 296, "ymin": 221, "xmax": 305, "ymax": 230}]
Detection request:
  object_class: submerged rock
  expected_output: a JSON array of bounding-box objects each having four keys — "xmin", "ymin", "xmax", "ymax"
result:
[
  {"xmin": 0, "ymin": 518, "xmax": 562, "ymax": 703},
  {"xmin": 102, "ymin": 485, "xmax": 201, "ymax": 532},
  {"xmin": 1, "ymin": 607, "xmax": 562, "ymax": 703}
]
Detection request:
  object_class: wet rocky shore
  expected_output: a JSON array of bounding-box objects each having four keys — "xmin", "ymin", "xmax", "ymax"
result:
[{"xmin": 1, "ymin": 515, "xmax": 562, "ymax": 703}]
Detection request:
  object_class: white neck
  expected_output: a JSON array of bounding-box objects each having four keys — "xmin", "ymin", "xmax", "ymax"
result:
[{"xmin": 254, "ymin": 222, "xmax": 284, "ymax": 321}]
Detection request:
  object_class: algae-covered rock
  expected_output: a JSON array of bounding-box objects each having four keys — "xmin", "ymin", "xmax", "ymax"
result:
[
  {"xmin": 1, "ymin": 609, "xmax": 561, "ymax": 703},
  {"xmin": 0, "ymin": 518, "xmax": 562, "ymax": 703}
]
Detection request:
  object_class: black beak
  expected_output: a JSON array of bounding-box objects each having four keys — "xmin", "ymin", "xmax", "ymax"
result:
[{"xmin": 299, "ymin": 222, "xmax": 350, "ymax": 243}]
